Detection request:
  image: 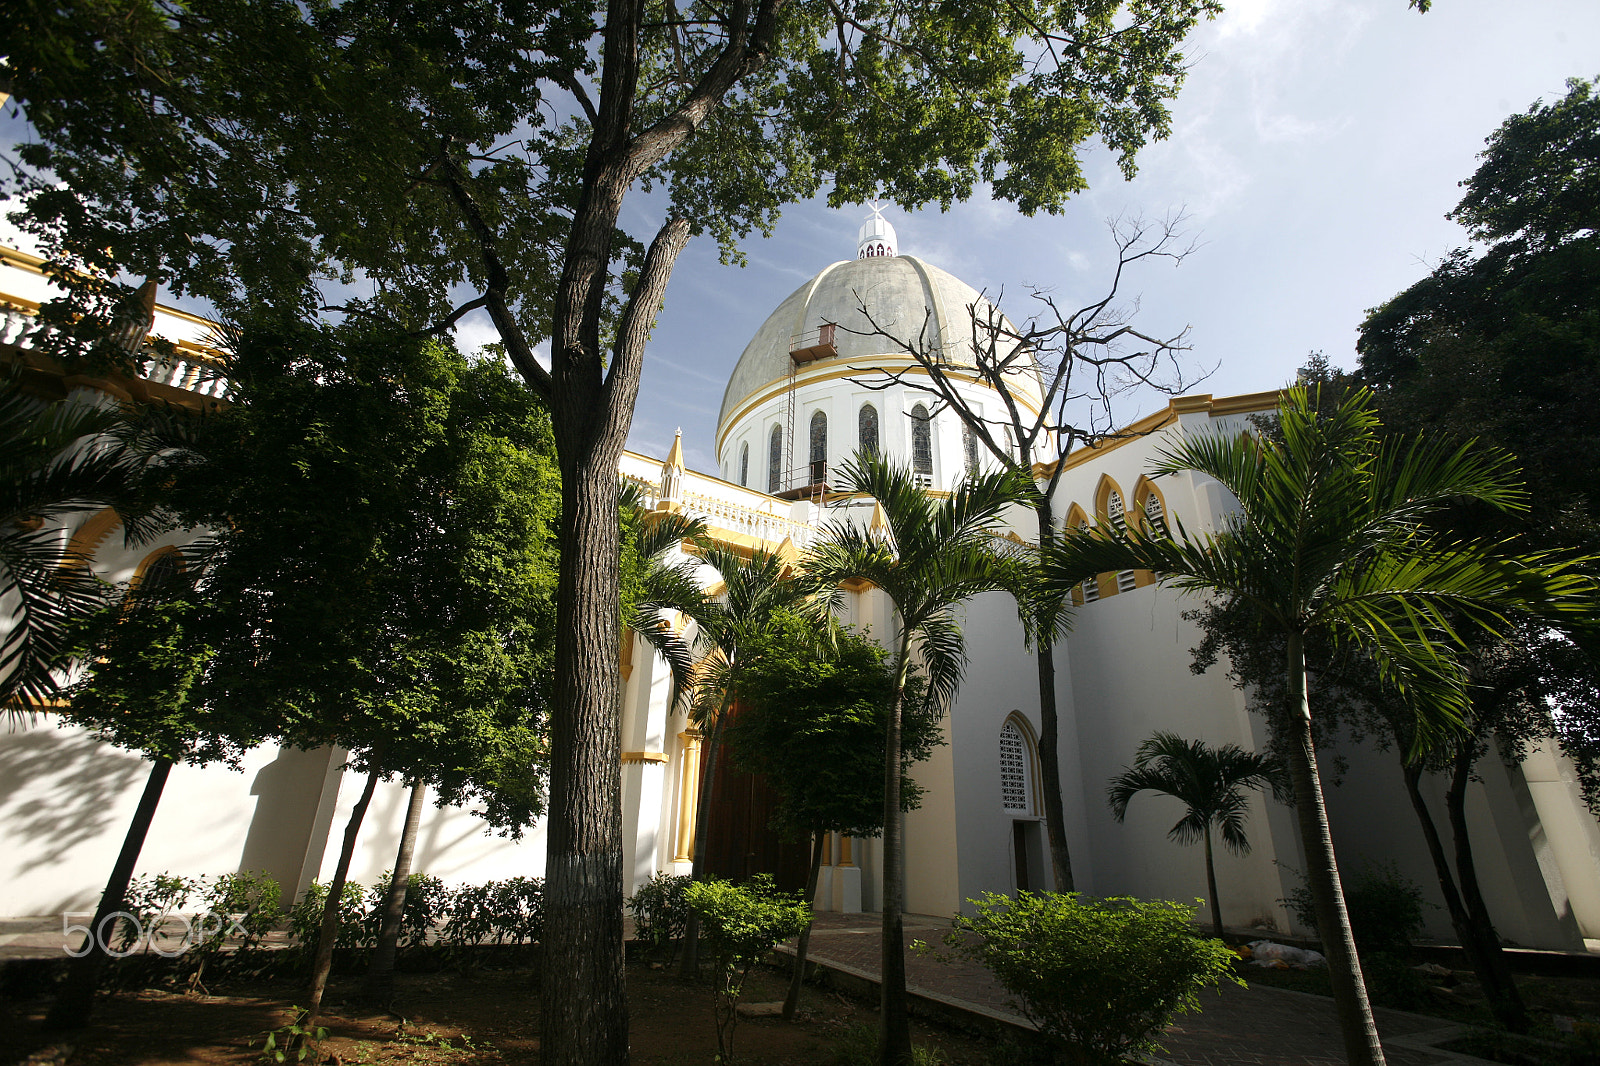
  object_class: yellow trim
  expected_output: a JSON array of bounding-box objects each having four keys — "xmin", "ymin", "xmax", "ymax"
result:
[
  {"xmin": 60, "ymin": 507, "xmax": 124, "ymax": 570},
  {"xmin": 621, "ymin": 751, "xmax": 668, "ymax": 765},
  {"xmin": 620, "ymin": 626, "xmax": 635, "ymax": 682},
  {"xmin": 673, "ymin": 730, "xmax": 704, "ymax": 863},
  {"xmin": 1035, "ymin": 390, "xmax": 1284, "ymax": 479},
  {"xmin": 716, "ymin": 360, "xmax": 1045, "ymax": 455},
  {"xmin": 131, "ymin": 546, "xmax": 185, "ymax": 590},
  {"xmin": 838, "ymin": 836, "xmax": 854, "ymax": 868}
]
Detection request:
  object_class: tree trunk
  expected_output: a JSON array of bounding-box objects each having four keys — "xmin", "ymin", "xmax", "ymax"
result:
[
  {"xmin": 1203, "ymin": 826, "xmax": 1223, "ymax": 939},
  {"xmin": 1284, "ymin": 634, "xmax": 1386, "ymax": 1066},
  {"xmin": 303, "ymin": 768, "xmax": 379, "ymax": 1034},
  {"xmin": 1445, "ymin": 746, "xmax": 1528, "ymax": 1032},
  {"xmin": 363, "ymin": 778, "xmax": 427, "ymax": 1003},
  {"xmin": 680, "ymin": 696, "xmax": 732, "ymax": 978},
  {"xmin": 879, "ymin": 641, "xmax": 912, "ymax": 1066},
  {"xmin": 45, "ymin": 758, "xmax": 172, "ymax": 1030},
  {"xmin": 783, "ymin": 831, "xmax": 828, "ymax": 1021},
  {"xmin": 1397, "ymin": 756, "xmax": 1524, "ymax": 1031},
  {"xmin": 1032, "ymin": 496, "xmax": 1075, "ymax": 891}
]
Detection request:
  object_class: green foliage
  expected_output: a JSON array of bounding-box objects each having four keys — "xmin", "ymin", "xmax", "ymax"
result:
[
  {"xmin": 826, "ymin": 1024, "xmax": 949, "ymax": 1066},
  {"xmin": 683, "ymin": 875, "xmax": 812, "ymax": 1063},
  {"xmin": 1107, "ymin": 732, "xmax": 1285, "ymax": 852},
  {"xmin": 289, "ymin": 881, "xmax": 370, "ymax": 953},
  {"xmin": 259, "ymin": 1008, "xmax": 328, "ymax": 1065},
  {"xmin": 1282, "ymin": 861, "xmax": 1431, "ymax": 955},
  {"xmin": 946, "ymin": 892, "xmax": 1241, "ymax": 1066},
  {"xmin": 439, "ymin": 877, "xmax": 544, "ymax": 951},
  {"xmin": 728, "ymin": 609, "xmax": 943, "ymax": 840},
  {"xmin": 361, "ymin": 872, "xmax": 447, "ymax": 952},
  {"xmin": 115, "ymin": 872, "xmax": 199, "ymax": 952},
  {"xmin": 170, "ymin": 321, "xmax": 560, "ymax": 830},
  {"xmin": 626, "ymin": 872, "xmax": 693, "ymax": 960}
]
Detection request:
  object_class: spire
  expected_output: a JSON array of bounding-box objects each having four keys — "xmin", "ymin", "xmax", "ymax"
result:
[
  {"xmin": 658, "ymin": 428, "xmax": 684, "ymax": 509},
  {"xmin": 857, "ymin": 202, "xmax": 898, "ymax": 259},
  {"xmin": 869, "ymin": 500, "xmax": 890, "ymax": 537}
]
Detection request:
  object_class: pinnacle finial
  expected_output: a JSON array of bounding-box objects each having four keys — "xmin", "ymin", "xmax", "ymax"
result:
[{"xmin": 857, "ymin": 203, "xmax": 897, "ymax": 259}]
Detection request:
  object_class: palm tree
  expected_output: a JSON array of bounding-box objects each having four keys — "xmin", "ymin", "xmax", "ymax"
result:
[
  {"xmin": 806, "ymin": 453, "xmax": 1032, "ymax": 1066},
  {"xmin": 1, "ymin": 376, "xmax": 162, "ymax": 709},
  {"xmin": 1042, "ymin": 386, "xmax": 1593, "ymax": 1066},
  {"xmin": 1107, "ymin": 732, "xmax": 1285, "ymax": 937}
]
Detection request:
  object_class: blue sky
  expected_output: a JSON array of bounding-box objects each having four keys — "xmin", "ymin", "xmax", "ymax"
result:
[{"xmin": 542, "ymin": 0, "xmax": 1599, "ymax": 472}]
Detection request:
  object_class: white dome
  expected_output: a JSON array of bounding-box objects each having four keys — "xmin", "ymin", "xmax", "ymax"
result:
[{"xmin": 717, "ymin": 255, "xmax": 1036, "ymax": 436}]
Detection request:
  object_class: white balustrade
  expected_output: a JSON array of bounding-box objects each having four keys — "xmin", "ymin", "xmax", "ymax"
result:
[{"xmin": 1, "ymin": 302, "xmax": 230, "ymax": 399}]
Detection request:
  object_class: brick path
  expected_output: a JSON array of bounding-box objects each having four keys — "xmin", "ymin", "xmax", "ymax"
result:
[{"xmin": 787, "ymin": 913, "xmax": 1484, "ymax": 1066}]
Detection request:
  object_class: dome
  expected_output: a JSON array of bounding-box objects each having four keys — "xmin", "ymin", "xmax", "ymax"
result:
[{"xmin": 717, "ymin": 255, "xmax": 1036, "ymax": 436}]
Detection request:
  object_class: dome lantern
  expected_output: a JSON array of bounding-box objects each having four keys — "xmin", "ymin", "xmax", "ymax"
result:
[{"xmin": 857, "ymin": 203, "xmax": 897, "ymax": 259}]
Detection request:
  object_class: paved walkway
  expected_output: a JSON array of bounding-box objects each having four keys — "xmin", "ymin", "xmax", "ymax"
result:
[{"xmin": 787, "ymin": 913, "xmax": 1487, "ymax": 1066}]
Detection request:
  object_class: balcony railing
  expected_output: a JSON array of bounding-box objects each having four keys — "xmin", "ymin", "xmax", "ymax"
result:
[{"xmin": 1, "ymin": 302, "xmax": 231, "ymax": 400}]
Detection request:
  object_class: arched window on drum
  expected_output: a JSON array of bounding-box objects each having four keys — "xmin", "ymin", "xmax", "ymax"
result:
[
  {"xmin": 1000, "ymin": 713, "xmax": 1047, "ymax": 892},
  {"xmin": 768, "ymin": 424, "xmax": 783, "ymax": 494},
  {"xmin": 809, "ymin": 410, "xmax": 827, "ymax": 483},
  {"xmin": 738, "ymin": 442, "xmax": 750, "ymax": 487},
  {"xmin": 858, "ymin": 403, "xmax": 880, "ymax": 458},
  {"xmin": 910, "ymin": 404, "xmax": 933, "ymax": 487}
]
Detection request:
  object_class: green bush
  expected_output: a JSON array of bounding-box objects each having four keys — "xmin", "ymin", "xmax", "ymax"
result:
[
  {"xmin": 117, "ymin": 872, "xmax": 199, "ymax": 953},
  {"xmin": 440, "ymin": 876, "xmax": 544, "ymax": 950},
  {"xmin": 945, "ymin": 892, "xmax": 1241, "ymax": 1066},
  {"xmin": 288, "ymin": 880, "xmax": 368, "ymax": 953},
  {"xmin": 361, "ymin": 872, "xmax": 447, "ymax": 950},
  {"xmin": 684, "ymin": 875, "xmax": 812, "ymax": 1064},
  {"xmin": 1282, "ymin": 861, "xmax": 1431, "ymax": 954},
  {"xmin": 627, "ymin": 872, "xmax": 693, "ymax": 960},
  {"xmin": 1358, "ymin": 951, "xmax": 1430, "ymax": 1012}
]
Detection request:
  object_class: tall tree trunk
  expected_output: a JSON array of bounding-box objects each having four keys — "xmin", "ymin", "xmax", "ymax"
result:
[
  {"xmin": 363, "ymin": 778, "xmax": 427, "ymax": 1003},
  {"xmin": 783, "ymin": 831, "xmax": 828, "ymax": 1022},
  {"xmin": 45, "ymin": 758, "xmax": 172, "ymax": 1030},
  {"xmin": 1397, "ymin": 757, "xmax": 1525, "ymax": 1030},
  {"xmin": 1203, "ymin": 826, "xmax": 1223, "ymax": 939},
  {"xmin": 303, "ymin": 768, "xmax": 380, "ymax": 1034},
  {"xmin": 680, "ymin": 696, "xmax": 732, "ymax": 978},
  {"xmin": 1032, "ymin": 496, "xmax": 1074, "ymax": 891},
  {"xmin": 879, "ymin": 642, "xmax": 912, "ymax": 1066},
  {"xmin": 1285, "ymin": 634, "xmax": 1385, "ymax": 1066},
  {"xmin": 1445, "ymin": 746, "xmax": 1528, "ymax": 1032}
]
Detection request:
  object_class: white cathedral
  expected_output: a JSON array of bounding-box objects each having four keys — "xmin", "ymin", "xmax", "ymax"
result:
[{"xmin": 2, "ymin": 212, "xmax": 1598, "ymax": 953}]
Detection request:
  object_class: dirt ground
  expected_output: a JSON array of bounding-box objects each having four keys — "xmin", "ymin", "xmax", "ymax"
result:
[{"xmin": 0, "ymin": 962, "xmax": 1003, "ymax": 1066}]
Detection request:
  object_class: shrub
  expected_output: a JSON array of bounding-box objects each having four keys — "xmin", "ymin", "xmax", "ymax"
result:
[
  {"xmin": 288, "ymin": 881, "xmax": 368, "ymax": 953},
  {"xmin": 683, "ymin": 875, "xmax": 812, "ymax": 1064},
  {"xmin": 440, "ymin": 877, "xmax": 544, "ymax": 963},
  {"xmin": 1282, "ymin": 860, "xmax": 1430, "ymax": 954},
  {"xmin": 117, "ymin": 872, "xmax": 199, "ymax": 953},
  {"xmin": 945, "ymin": 892, "xmax": 1241, "ymax": 1066},
  {"xmin": 627, "ymin": 872, "xmax": 693, "ymax": 960},
  {"xmin": 361, "ymin": 872, "xmax": 447, "ymax": 950}
]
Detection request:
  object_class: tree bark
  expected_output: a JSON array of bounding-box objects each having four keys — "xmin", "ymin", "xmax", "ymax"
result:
[
  {"xmin": 1445, "ymin": 746, "xmax": 1528, "ymax": 1032},
  {"xmin": 363, "ymin": 777, "xmax": 427, "ymax": 1003},
  {"xmin": 303, "ymin": 768, "xmax": 379, "ymax": 1034},
  {"xmin": 1284, "ymin": 634, "xmax": 1386, "ymax": 1066},
  {"xmin": 45, "ymin": 758, "xmax": 172, "ymax": 1030},
  {"xmin": 783, "ymin": 831, "xmax": 828, "ymax": 1021},
  {"xmin": 879, "ymin": 641, "xmax": 912, "ymax": 1066},
  {"xmin": 1203, "ymin": 827, "xmax": 1223, "ymax": 939},
  {"xmin": 1032, "ymin": 495, "xmax": 1075, "ymax": 892}
]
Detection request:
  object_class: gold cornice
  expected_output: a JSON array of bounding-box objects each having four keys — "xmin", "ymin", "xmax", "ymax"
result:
[
  {"xmin": 621, "ymin": 751, "xmax": 668, "ymax": 765},
  {"xmin": 1032, "ymin": 391, "xmax": 1286, "ymax": 480}
]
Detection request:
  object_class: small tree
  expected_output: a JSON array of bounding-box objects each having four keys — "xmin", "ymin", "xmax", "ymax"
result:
[
  {"xmin": 727, "ymin": 609, "xmax": 942, "ymax": 1019},
  {"xmin": 805, "ymin": 454, "xmax": 1032, "ymax": 1066},
  {"xmin": 946, "ymin": 892, "xmax": 1240, "ymax": 1066},
  {"xmin": 1107, "ymin": 732, "xmax": 1285, "ymax": 937},
  {"xmin": 683, "ymin": 875, "xmax": 811, "ymax": 1065}
]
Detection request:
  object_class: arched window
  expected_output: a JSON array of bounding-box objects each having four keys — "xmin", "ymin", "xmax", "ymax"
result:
[
  {"xmin": 858, "ymin": 403, "xmax": 880, "ymax": 458},
  {"xmin": 1106, "ymin": 490, "xmax": 1137, "ymax": 593},
  {"xmin": 135, "ymin": 548, "xmax": 184, "ymax": 592},
  {"xmin": 809, "ymin": 410, "xmax": 827, "ymax": 482},
  {"xmin": 1000, "ymin": 718, "xmax": 1033, "ymax": 812},
  {"xmin": 768, "ymin": 424, "xmax": 783, "ymax": 494},
  {"xmin": 962, "ymin": 422, "xmax": 980, "ymax": 476},
  {"xmin": 911, "ymin": 404, "xmax": 933, "ymax": 478},
  {"xmin": 1137, "ymin": 479, "xmax": 1169, "ymax": 536},
  {"xmin": 738, "ymin": 442, "xmax": 750, "ymax": 487},
  {"xmin": 1065, "ymin": 505, "xmax": 1098, "ymax": 604}
]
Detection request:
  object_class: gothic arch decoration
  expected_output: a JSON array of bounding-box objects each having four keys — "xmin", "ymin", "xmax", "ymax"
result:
[
  {"xmin": 1133, "ymin": 476, "xmax": 1170, "ymax": 536},
  {"xmin": 1093, "ymin": 475, "xmax": 1138, "ymax": 595},
  {"xmin": 910, "ymin": 404, "xmax": 933, "ymax": 479},
  {"xmin": 999, "ymin": 712, "xmax": 1041, "ymax": 816},
  {"xmin": 1063, "ymin": 503, "xmax": 1100, "ymax": 605},
  {"xmin": 132, "ymin": 546, "xmax": 185, "ymax": 592},
  {"xmin": 739, "ymin": 441, "xmax": 750, "ymax": 487},
  {"xmin": 768, "ymin": 423, "xmax": 783, "ymax": 494},
  {"xmin": 858, "ymin": 403, "xmax": 880, "ymax": 458},
  {"xmin": 809, "ymin": 409, "xmax": 827, "ymax": 482}
]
